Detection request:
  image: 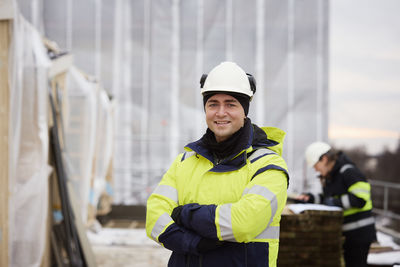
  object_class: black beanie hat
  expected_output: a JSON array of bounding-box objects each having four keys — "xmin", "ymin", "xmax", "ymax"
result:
[{"xmin": 203, "ymin": 92, "xmax": 250, "ymax": 116}]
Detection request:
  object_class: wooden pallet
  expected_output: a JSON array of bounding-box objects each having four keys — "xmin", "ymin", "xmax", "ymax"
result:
[{"xmin": 278, "ymin": 209, "xmax": 344, "ymax": 267}]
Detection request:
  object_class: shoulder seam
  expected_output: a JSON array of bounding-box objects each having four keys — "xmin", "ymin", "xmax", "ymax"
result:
[{"xmin": 181, "ymin": 151, "xmax": 196, "ymax": 162}]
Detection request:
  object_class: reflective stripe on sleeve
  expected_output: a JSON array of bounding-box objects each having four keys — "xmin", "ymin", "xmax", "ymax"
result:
[
  {"xmin": 153, "ymin": 185, "xmax": 178, "ymax": 203},
  {"xmin": 340, "ymin": 164, "xmax": 353, "ymax": 173},
  {"xmin": 243, "ymin": 185, "xmax": 278, "ymax": 227},
  {"xmin": 342, "ymin": 217, "xmax": 375, "ymax": 232},
  {"xmin": 218, "ymin": 203, "xmax": 237, "ymax": 242},
  {"xmin": 151, "ymin": 212, "xmax": 173, "ymax": 242},
  {"xmin": 341, "ymin": 194, "xmax": 351, "ymax": 209},
  {"xmin": 255, "ymin": 225, "xmax": 280, "ymax": 240},
  {"xmin": 349, "ymin": 188, "xmax": 370, "ymax": 195},
  {"xmin": 218, "ymin": 186, "xmax": 279, "ymax": 242}
]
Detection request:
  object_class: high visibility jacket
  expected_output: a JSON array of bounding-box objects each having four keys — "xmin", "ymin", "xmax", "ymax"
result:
[
  {"xmin": 146, "ymin": 123, "xmax": 289, "ymax": 267},
  {"xmin": 312, "ymin": 152, "xmax": 376, "ymax": 243}
]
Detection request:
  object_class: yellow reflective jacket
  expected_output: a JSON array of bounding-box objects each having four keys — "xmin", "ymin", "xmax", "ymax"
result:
[{"xmin": 146, "ymin": 122, "xmax": 289, "ymax": 267}]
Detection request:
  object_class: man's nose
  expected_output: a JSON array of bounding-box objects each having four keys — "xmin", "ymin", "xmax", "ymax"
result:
[{"xmin": 216, "ymin": 106, "xmax": 226, "ymax": 116}]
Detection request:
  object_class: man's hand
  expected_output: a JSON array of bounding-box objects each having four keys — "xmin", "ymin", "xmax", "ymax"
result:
[
  {"xmin": 295, "ymin": 194, "xmax": 310, "ymax": 203},
  {"xmin": 171, "ymin": 203, "xmax": 203, "ymax": 228},
  {"xmin": 170, "ymin": 203, "xmax": 218, "ymax": 239},
  {"xmin": 171, "ymin": 205, "xmax": 183, "ymax": 225}
]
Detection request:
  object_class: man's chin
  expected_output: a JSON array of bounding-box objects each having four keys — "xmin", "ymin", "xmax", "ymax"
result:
[{"xmin": 213, "ymin": 131, "xmax": 232, "ymax": 142}]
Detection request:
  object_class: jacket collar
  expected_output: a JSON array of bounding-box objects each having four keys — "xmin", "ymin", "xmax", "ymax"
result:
[
  {"xmin": 185, "ymin": 121, "xmax": 283, "ymax": 172},
  {"xmin": 185, "ymin": 120, "xmax": 253, "ymax": 168},
  {"xmin": 329, "ymin": 152, "xmax": 354, "ymax": 176}
]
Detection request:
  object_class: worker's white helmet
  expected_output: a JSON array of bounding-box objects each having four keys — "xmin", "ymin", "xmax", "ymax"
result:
[
  {"xmin": 200, "ymin": 61, "xmax": 256, "ymax": 100},
  {"xmin": 305, "ymin": 141, "xmax": 332, "ymax": 167}
]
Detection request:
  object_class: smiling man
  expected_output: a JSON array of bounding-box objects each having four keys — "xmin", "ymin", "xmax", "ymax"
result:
[
  {"xmin": 205, "ymin": 94, "xmax": 245, "ymax": 143},
  {"xmin": 146, "ymin": 61, "xmax": 289, "ymax": 267}
]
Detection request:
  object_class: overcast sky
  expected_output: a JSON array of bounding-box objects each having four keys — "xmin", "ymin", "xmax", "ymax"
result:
[{"xmin": 329, "ymin": 0, "xmax": 400, "ymax": 154}]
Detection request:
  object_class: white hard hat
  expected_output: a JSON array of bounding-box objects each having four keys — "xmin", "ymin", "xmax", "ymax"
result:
[
  {"xmin": 200, "ymin": 61, "xmax": 256, "ymax": 99},
  {"xmin": 305, "ymin": 141, "xmax": 331, "ymax": 167}
]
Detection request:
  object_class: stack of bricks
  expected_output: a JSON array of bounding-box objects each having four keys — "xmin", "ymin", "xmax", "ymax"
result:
[{"xmin": 278, "ymin": 209, "xmax": 344, "ymax": 267}]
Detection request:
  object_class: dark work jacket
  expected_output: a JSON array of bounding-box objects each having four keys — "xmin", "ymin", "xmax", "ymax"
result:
[{"xmin": 321, "ymin": 152, "xmax": 376, "ymax": 244}]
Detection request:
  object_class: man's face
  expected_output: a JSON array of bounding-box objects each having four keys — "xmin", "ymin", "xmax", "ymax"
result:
[{"xmin": 205, "ymin": 93, "xmax": 246, "ymax": 143}]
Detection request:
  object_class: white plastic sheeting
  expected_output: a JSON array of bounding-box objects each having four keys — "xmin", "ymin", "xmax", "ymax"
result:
[
  {"xmin": 8, "ymin": 14, "xmax": 52, "ymax": 267},
  {"xmin": 64, "ymin": 67, "xmax": 98, "ymax": 222},
  {"xmin": 18, "ymin": 0, "xmax": 330, "ymax": 204},
  {"xmin": 90, "ymin": 88, "xmax": 114, "ymax": 215},
  {"xmin": 6, "ymin": 4, "xmax": 115, "ymax": 266},
  {"xmin": 64, "ymin": 67, "xmax": 115, "ymax": 222}
]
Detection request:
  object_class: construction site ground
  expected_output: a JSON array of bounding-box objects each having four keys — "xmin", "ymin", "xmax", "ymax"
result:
[
  {"xmin": 89, "ymin": 220, "xmax": 171, "ymax": 267},
  {"xmin": 89, "ymin": 219, "xmax": 400, "ymax": 267},
  {"xmin": 92, "ymin": 243, "xmax": 171, "ymax": 267}
]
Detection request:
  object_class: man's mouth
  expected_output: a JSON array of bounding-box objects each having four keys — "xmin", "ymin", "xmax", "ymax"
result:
[{"xmin": 215, "ymin": 121, "xmax": 230, "ymax": 125}]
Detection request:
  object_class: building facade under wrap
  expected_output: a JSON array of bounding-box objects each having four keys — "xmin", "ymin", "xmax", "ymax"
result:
[{"xmin": 18, "ymin": 0, "xmax": 330, "ymax": 204}]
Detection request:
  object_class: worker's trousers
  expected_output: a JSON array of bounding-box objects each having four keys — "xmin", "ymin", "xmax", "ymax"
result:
[{"xmin": 343, "ymin": 240, "xmax": 371, "ymax": 267}]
